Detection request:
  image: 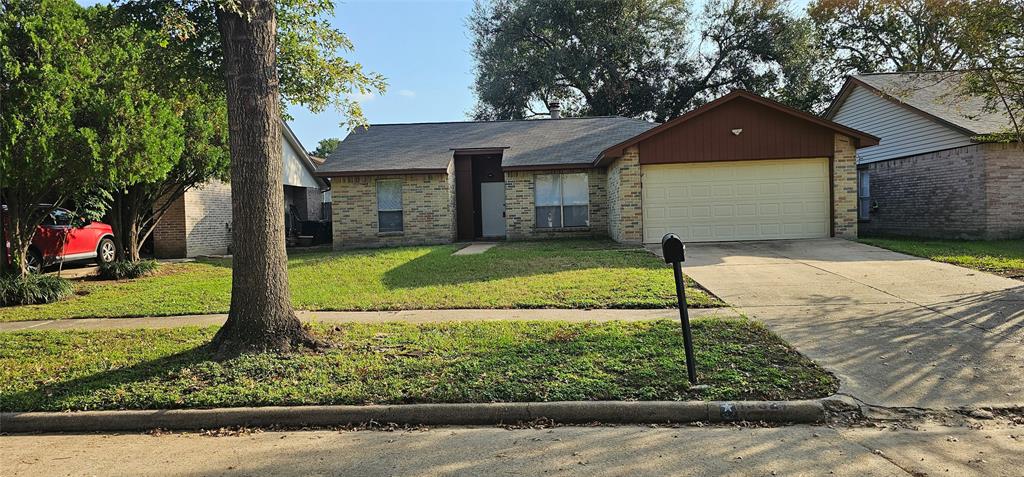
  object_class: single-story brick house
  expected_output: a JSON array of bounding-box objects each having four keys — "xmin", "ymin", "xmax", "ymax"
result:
[
  {"xmin": 826, "ymin": 72, "xmax": 1024, "ymax": 239},
  {"xmin": 153, "ymin": 121, "xmax": 330, "ymax": 258},
  {"xmin": 317, "ymin": 90, "xmax": 878, "ymax": 248}
]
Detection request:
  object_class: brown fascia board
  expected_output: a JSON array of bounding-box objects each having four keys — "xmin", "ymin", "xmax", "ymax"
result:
[
  {"xmin": 595, "ymin": 89, "xmax": 880, "ymax": 166},
  {"xmin": 315, "ymin": 167, "xmax": 449, "ymax": 178},
  {"xmin": 501, "ymin": 163, "xmax": 597, "ymax": 172},
  {"xmin": 452, "ymin": 147, "xmax": 509, "ymax": 155},
  {"xmin": 826, "ymin": 76, "xmax": 979, "ymax": 137}
]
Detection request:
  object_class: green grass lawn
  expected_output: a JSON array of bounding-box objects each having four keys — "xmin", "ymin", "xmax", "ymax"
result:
[
  {"xmin": 0, "ymin": 319, "xmax": 836, "ymax": 412},
  {"xmin": 0, "ymin": 240, "xmax": 721, "ymax": 322},
  {"xmin": 860, "ymin": 238, "xmax": 1024, "ymax": 278}
]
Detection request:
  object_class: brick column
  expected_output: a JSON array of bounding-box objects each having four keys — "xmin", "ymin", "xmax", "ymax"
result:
[
  {"xmin": 607, "ymin": 146, "xmax": 643, "ymax": 243},
  {"xmin": 832, "ymin": 134, "xmax": 858, "ymax": 238}
]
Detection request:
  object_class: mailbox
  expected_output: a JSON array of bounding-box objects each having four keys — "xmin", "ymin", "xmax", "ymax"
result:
[
  {"xmin": 661, "ymin": 233, "xmax": 697, "ymax": 384},
  {"xmin": 661, "ymin": 233, "xmax": 685, "ymax": 264}
]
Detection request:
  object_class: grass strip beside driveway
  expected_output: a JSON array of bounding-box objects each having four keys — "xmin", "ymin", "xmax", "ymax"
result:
[
  {"xmin": 860, "ymin": 238, "xmax": 1024, "ymax": 279},
  {"xmin": 0, "ymin": 319, "xmax": 836, "ymax": 412},
  {"xmin": 0, "ymin": 240, "xmax": 721, "ymax": 322}
]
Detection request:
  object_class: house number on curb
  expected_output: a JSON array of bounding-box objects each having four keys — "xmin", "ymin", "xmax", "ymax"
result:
[{"xmin": 661, "ymin": 233, "xmax": 697, "ymax": 384}]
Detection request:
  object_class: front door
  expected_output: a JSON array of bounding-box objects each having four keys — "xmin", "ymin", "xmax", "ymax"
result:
[{"xmin": 480, "ymin": 182, "xmax": 506, "ymax": 238}]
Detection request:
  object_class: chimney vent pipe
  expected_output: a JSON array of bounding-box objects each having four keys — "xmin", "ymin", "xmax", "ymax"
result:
[{"xmin": 548, "ymin": 101, "xmax": 562, "ymax": 119}]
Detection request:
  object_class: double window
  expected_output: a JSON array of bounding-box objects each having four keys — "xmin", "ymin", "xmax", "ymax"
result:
[
  {"xmin": 535, "ymin": 173, "xmax": 589, "ymax": 228},
  {"xmin": 858, "ymin": 170, "xmax": 871, "ymax": 220},
  {"xmin": 376, "ymin": 179, "xmax": 403, "ymax": 233}
]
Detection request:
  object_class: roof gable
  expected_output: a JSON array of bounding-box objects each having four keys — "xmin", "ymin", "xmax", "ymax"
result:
[
  {"xmin": 825, "ymin": 72, "xmax": 1013, "ymax": 136},
  {"xmin": 827, "ymin": 80, "xmax": 976, "ymax": 164},
  {"xmin": 598, "ymin": 90, "xmax": 878, "ymax": 164},
  {"xmin": 281, "ymin": 121, "xmax": 327, "ymax": 188}
]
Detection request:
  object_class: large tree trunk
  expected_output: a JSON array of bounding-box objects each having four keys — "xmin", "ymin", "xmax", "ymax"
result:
[
  {"xmin": 110, "ymin": 187, "xmax": 144, "ymax": 262},
  {"xmin": 211, "ymin": 1, "xmax": 320, "ymax": 356}
]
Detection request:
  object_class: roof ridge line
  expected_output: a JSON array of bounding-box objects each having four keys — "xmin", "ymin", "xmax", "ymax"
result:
[
  {"xmin": 855, "ymin": 69, "xmax": 968, "ymax": 77},
  {"xmin": 365, "ymin": 116, "xmax": 643, "ymax": 127}
]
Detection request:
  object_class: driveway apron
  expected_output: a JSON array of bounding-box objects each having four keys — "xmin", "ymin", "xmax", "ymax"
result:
[{"xmin": 678, "ymin": 239, "xmax": 1024, "ymax": 409}]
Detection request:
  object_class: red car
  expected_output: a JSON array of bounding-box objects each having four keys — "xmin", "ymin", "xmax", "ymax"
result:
[{"xmin": 2, "ymin": 205, "xmax": 116, "ymax": 273}]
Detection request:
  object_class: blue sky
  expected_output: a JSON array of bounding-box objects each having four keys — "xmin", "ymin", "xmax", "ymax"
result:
[{"xmin": 291, "ymin": 0, "xmax": 478, "ymax": 149}]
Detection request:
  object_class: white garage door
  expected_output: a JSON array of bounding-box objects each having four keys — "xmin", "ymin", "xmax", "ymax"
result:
[{"xmin": 642, "ymin": 158, "xmax": 830, "ymax": 243}]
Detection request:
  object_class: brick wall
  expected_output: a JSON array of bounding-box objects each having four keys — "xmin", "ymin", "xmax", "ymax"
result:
[
  {"xmin": 331, "ymin": 168, "xmax": 455, "ymax": 249},
  {"xmin": 183, "ymin": 180, "xmax": 233, "ymax": 256},
  {"xmin": 152, "ymin": 180, "xmax": 233, "ymax": 258},
  {"xmin": 832, "ymin": 134, "xmax": 858, "ymax": 238},
  {"xmin": 982, "ymin": 142, "xmax": 1024, "ymax": 239},
  {"xmin": 606, "ymin": 146, "xmax": 643, "ymax": 243},
  {"xmin": 504, "ymin": 168, "xmax": 608, "ymax": 240},
  {"xmin": 859, "ymin": 144, "xmax": 989, "ymax": 239},
  {"xmin": 153, "ymin": 192, "xmax": 186, "ymax": 258}
]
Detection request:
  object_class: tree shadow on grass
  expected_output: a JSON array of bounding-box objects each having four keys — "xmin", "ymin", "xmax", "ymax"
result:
[
  {"xmin": 2, "ymin": 345, "xmax": 214, "ymax": 413},
  {"xmin": 378, "ymin": 243, "xmax": 666, "ymax": 289},
  {"xmin": 2, "ymin": 320, "xmax": 836, "ymax": 413}
]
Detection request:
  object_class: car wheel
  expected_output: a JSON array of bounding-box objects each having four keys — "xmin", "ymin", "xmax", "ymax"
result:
[
  {"xmin": 26, "ymin": 248, "xmax": 43, "ymax": 274},
  {"xmin": 97, "ymin": 238, "xmax": 116, "ymax": 265}
]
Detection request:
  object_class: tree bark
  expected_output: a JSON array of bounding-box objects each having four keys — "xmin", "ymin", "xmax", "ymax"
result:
[
  {"xmin": 211, "ymin": 0, "xmax": 320, "ymax": 356},
  {"xmin": 110, "ymin": 187, "xmax": 144, "ymax": 262}
]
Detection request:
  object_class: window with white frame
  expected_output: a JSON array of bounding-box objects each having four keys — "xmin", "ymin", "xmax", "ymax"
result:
[
  {"xmin": 376, "ymin": 179, "xmax": 403, "ymax": 233},
  {"xmin": 858, "ymin": 170, "xmax": 871, "ymax": 220},
  {"xmin": 535, "ymin": 173, "xmax": 589, "ymax": 228}
]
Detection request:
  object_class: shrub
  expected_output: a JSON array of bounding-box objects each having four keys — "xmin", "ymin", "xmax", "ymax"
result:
[
  {"xmin": 0, "ymin": 274, "xmax": 74, "ymax": 306},
  {"xmin": 98, "ymin": 260, "xmax": 159, "ymax": 280}
]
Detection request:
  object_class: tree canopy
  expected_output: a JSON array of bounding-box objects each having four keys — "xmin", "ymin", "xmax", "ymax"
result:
[
  {"xmin": 0, "ymin": 0, "xmax": 100, "ymax": 275},
  {"xmin": 469, "ymin": 0, "xmax": 825, "ymax": 121},
  {"xmin": 117, "ymin": 0, "xmax": 386, "ymax": 129},
  {"xmin": 807, "ymin": 0, "xmax": 973, "ymax": 77},
  {"xmin": 309, "ymin": 138, "xmax": 341, "ymax": 158}
]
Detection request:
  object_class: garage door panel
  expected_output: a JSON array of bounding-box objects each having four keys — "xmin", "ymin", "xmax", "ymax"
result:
[
  {"xmin": 642, "ymin": 159, "xmax": 829, "ymax": 243},
  {"xmin": 736, "ymin": 204, "xmax": 757, "ymax": 217}
]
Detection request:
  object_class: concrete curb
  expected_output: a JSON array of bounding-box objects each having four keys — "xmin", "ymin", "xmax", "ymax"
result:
[{"xmin": 1, "ymin": 400, "xmax": 825, "ymax": 433}]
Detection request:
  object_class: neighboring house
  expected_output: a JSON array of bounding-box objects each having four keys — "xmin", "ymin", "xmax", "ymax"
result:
[
  {"xmin": 317, "ymin": 90, "xmax": 878, "ymax": 248},
  {"xmin": 826, "ymin": 72, "xmax": 1024, "ymax": 239},
  {"xmin": 153, "ymin": 122, "xmax": 330, "ymax": 258}
]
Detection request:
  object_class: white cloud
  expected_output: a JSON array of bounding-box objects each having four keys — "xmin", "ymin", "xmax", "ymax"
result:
[
  {"xmin": 348, "ymin": 91, "xmax": 376, "ymax": 102},
  {"xmin": 397, "ymin": 89, "xmax": 417, "ymax": 98}
]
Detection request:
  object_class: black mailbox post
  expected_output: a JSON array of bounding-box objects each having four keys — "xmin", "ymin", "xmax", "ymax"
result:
[{"xmin": 661, "ymin": 233, "xmax": 697, "ymax": 384}]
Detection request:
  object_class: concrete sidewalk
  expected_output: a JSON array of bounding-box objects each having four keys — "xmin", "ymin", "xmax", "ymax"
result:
[
  {"xmin": 0, "ymin": 307, "xmax": 741, "ymax": 332},
  {"xmin": 676, "ymin": 238, "xmax": 1024, "ymax": 409}
]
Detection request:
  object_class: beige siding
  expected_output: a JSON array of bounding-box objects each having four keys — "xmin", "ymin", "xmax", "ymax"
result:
[{"xmin": 832, "ymin": 85, "xmax": 974, "ymax": 164}]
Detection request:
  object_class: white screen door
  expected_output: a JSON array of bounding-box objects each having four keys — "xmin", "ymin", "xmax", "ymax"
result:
[{"xmin": 480, "ymin": 182, "xmax": 506, "ymax": 237}]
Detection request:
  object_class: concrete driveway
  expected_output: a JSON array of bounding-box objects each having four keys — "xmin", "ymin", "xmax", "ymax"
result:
[{"xmin": 678, "ymin": 239, "xmax": 1024, "ymax": 409}]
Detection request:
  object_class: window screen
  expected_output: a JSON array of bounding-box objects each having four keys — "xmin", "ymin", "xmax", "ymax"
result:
[
  {"xmin": 377, "ymin": 180, "xmax": 403, "ymax": 232},
  {"xmin": 535, "ymin": 173, "xmax": 589, "ymax": 228},
  {"xmin": 858, "ymin": 171, "xmax": 871, "ymax": 220}
]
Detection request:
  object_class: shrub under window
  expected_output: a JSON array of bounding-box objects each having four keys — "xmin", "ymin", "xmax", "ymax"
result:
[
  {"xmin": 536, "ymin": 173, "xmax": 589, "ymax": 228},
  {"xmin": 377, "ymin": 179, "xmax": 403, "ymax": 233}
]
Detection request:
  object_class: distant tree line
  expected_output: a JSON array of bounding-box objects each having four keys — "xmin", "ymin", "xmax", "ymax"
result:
[{"xmin": 470, "ymin": 0, "xmax": 1023, "ymax": 140}]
